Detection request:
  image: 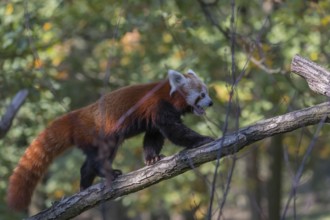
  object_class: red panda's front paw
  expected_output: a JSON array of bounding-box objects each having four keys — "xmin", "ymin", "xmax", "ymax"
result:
[
  {"xmin": 206, "ymin": 137, "xmax": 215, "ymax": 143},
  {"xmin": 110, "ymin": 169, "xmax": 123, "ymax": 180},
  {"xmin": 193, "ymin": 137, "xmax": 214, "ymax": 148},
  {"xmin": 145, "ymin": 154, "xmax": 165, "ymax": 166}
]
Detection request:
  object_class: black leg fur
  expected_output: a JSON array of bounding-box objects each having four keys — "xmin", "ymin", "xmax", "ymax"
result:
[
  {"xmin": 157, "ymin": 122, "xmax": 214, "ymax": 148},
  {"xmin": 143, "ymin": 129, "xmax": 165, "ymax": 165},
  {"xmin": 80, "ymin": 146, "xmax": 122, "ymax": 190},
  {"xmin": 80, "ymin": 158, "xmax": 97, "ymax": 191},
  {"xmin": 156, "ymin": 100, "xmax": 214, "ymax": 148}
]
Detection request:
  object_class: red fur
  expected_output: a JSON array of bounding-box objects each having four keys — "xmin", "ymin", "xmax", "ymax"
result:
[{"xmin": 7, "ymin": 80, "xmax": 188, "ymax": 211}]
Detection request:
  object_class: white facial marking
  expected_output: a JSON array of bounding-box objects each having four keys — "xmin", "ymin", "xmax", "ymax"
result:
[
  {"xmin": 187, "ymin": 69, "xmax": 198, "ymax": 78},
  {"xmin": 168, "ymin": 69, "xmax": 213, "ymax": 116},
  {"xmin": 182, "ymin": 71, "xmax": 213, "ymax": 116}
]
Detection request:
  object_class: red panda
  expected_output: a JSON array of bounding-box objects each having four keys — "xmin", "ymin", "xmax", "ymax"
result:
[{"xmin": 7, "ymin": 69, "xmax": 214, "ymax": 211}]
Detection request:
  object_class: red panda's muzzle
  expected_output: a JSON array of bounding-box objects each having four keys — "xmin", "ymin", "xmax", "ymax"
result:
[{"xmin": 192, "ymin": 100, "xmax": 213, "ymax": 116}]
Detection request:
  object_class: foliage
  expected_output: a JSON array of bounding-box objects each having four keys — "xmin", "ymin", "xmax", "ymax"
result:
[{"xmin": 1, "ymin": 0, "xmax": 330, "ymax": 219}]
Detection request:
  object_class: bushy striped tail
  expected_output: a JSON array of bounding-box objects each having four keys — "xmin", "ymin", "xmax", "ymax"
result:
[{"xmin": 7, "ymin": 114, "xmax": 74, "ymax": 211}]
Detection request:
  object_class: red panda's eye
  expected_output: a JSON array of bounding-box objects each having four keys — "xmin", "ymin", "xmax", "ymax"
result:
[{"xmin": 201, "ymin": 93, "xmax": 206, "ymax": 98}]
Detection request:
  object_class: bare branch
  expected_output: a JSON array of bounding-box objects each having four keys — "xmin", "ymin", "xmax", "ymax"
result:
[
  {"xmin": 291, "ymin": 54, "xmax": 330, "ymax": 96},
  {"xmin": 0, "ymin": 90, "xmax": 29, "ymax": 139},
  {"xmin": 250, "ymin": 56, "xmax": 281, "ymax": 74},
  {"xmin": 198, "ymin": 0, "xmax": 230, "ymax": 39}
]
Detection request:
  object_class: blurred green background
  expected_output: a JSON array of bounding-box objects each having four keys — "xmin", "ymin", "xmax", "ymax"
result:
[{"xmin": 1, "ymin": 0, "xmax": 330, "ymax": 219}]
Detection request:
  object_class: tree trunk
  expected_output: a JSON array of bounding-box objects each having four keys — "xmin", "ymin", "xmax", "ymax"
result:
[
  {"xmin": 267, "ymin": 135, "xmax": 283, "ymax": 220},
  {"xmin": 246, "ymin": 147, "xmax": 262, "ymax": 220}
]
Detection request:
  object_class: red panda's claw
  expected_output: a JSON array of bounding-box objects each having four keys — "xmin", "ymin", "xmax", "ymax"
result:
[{"xmin": 145, "ymin": 154, "xmax": 165, "ymax": 166}]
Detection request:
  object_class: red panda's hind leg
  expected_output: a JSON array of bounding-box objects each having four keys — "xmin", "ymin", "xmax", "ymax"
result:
[
  {"xmin": 110, "ymin": 169, "xmax": 122, "ymax": 179},
  {"xmin": 143, "ymin": 130, "xmax": 165, "ymax": 166},
  {"xmin": 80, "ymin": 157, "xmax": 97, "ymax": 191},
  {"xmin": 80, "ymin": 147, "xmax": 122, "ymax": 191}
]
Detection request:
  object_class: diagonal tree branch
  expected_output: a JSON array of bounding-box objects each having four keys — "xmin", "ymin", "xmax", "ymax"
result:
[
  {"xmin": 0, "ymin": 89, "xmax": 29, "ymax": 139},
  {"xmin": 291, "ymin": 54, "xmax": 330, "ymax": 97},
  {"xmin": 27, "ymin": 101, "xmax": 330, "ymax": 220},
  {"xmin": 27, "ymin": 55, "xmax": 330, "ymax": 220}
]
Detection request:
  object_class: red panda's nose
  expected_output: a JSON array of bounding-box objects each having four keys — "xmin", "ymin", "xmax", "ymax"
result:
[{"xmin": 208, "ymin": 101, "xmax": 213, "ymax": 107}]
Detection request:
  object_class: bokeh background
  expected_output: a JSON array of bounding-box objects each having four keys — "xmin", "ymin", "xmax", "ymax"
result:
[{"xmin": 1, "ymin": 0, "xmax": 330, "ymax": 219}]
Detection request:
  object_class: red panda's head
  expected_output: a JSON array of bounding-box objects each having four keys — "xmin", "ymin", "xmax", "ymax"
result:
[{"xmin": 168, "ymin": 69, "xmax": 213, "ymax": 116}]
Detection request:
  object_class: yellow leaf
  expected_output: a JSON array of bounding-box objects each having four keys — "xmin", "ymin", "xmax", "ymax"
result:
[
  {"xmin": 5, "ymin": 3, "xmax": 14, "ymax": 15},
  {"xmin": 310, "ymin": 52, "xmax": 318, "ymax": 61},
  {"xmin": 34, "ymin": 58, "xmax": 43, "ymax": 69},
  {"xmin": 321, "ymin": 15, "xmax": 330, "ymax": 26},
  {"xmin": 54, "ymin": 189, "xmax": 65, "ymax": 199},
  {"xmin": 319, "ymin": 146, "xmax": 330, "ymax": 159},
  {"xmin": 162, "ymin": 33, "xmax": 173, "ymax": 43},
  {"xmin": 120, "ymin": 28, "xmax": 141, "ymax": 53},
  {"xmin": 55, "ymin": 71, "xmax": 68, "ymax": 80},
  {"xmin": 43, "ymin": 22, "xmax": 52, "ymax": 31},
  {"xmin": 52, "ymin": 56, "xmax": 62, "ymax": 66},
  {"xmin": 120, "ymin": 56, "xmax": 130, "ymax": 66},
  {"xmin": 212, "ymin": 83, "xmax": 229, "ymax": 102}
]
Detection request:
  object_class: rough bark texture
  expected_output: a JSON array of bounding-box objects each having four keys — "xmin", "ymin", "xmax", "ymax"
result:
[
  {"xmin": 25, "ymin": 55, "xmax": 330, "ymax": 219},
  {"xmin": 0, "ymin": 89, "xmax": 28, "ymax": 139},
  {"xmin": 291, "ymin": 54, "xmax": 330, "ymax": 96}
]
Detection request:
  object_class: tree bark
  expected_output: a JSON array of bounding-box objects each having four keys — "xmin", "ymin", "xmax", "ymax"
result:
[
  {"xmin": 0, "ymin": 89, "xmax": 28, "ymax": 139},
  {"xmin": 267, "ymin": 135, "xmax": 283, "ymax": 220},
  {"xmin": 291, "ymin": 54, "xmax": 330, "ymax": 97}
]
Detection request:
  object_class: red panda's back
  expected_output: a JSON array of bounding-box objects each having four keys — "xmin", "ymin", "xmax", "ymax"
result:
[{"xmin": 92, "ymin": 80, "xmax": 170, "ymax": 133}]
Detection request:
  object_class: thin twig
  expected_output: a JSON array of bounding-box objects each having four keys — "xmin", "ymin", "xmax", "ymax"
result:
[
  {"xmin": 198, "ymin": 0, "xmax": 230, "ymax": 40},
  {"xmin": 217, "ymin": 1, "xmax": 238, "ymax": 219},
  {"xmin": 23, "ymin": 0, "xmax": 67, "ymax": 111},
  {"xmin": 281, "ymin": 113, "xmax": 328, "ymax": 219}
]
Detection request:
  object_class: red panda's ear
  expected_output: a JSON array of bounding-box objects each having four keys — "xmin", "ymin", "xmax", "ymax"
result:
[
  {"xmin": 168, "ymin": 70, "xmax": 187, "ymax": 96},
  {"xmin": 187, "ymin": 69, "xmax": 199, "ymax": 78}
]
